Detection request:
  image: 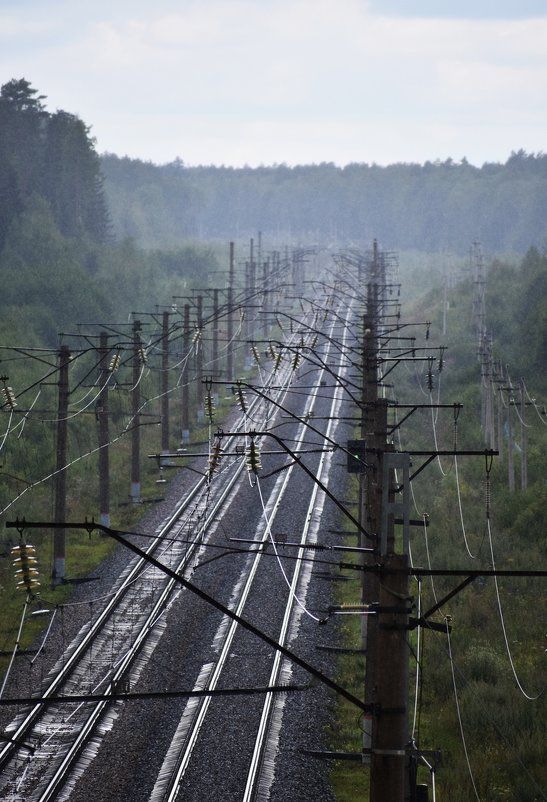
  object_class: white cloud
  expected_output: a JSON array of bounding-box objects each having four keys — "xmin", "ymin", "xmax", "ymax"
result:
[{"xmin": 0, "ymin": 0, "xmax": 546, "ymax": 165}]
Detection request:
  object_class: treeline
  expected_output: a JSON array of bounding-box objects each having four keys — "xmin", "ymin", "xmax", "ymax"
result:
[
  {"xmin": 0, "ymin": 79, "xmax": 220, "ymax": 347},
  {"xmin": 101, "ymin": 152, "xmax": 547, "ymax": 254},
  {"xmin": 424, "ymin": 245, "xmax": 547, "ymax": 391},
  {"xmin": 0, "ymin": 78, "xmax": 110, "ymax": 249}
]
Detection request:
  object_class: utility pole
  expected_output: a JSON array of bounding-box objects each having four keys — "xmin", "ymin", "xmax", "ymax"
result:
[
  {"xmin": 506, "ymin": 374, "xmax": 515, "ymax": 493},
  {"xmin": 53, "ymin": 344, "xmax": 70, "ymax": 584},
  {"xmin": 359, "ymin": 242, "xmax": 411, "ymax": 801},
  {"xmin": 349, "ymin": 240, "xmax": 498, "ymax": 801},
  {"xmin": 361, "ymin": 300, "xmax": 381, "ymax": 762},
  {"xmin": 181, "ymin": 304, "xmax": 191, "ymax": 443},
  {"xmin": 495, "ymin": 360, "xmax": 504, "ymax": 460},
  {"xmin": 371, "ymin": 552, "xmax": 410, "ymax": 802},
  {"xmin": 520, "ymin": 379, "xmax": 528, "ymax": 490},
  {"xmin": 262, "ymin": 256, "xmax": 270, "ymax": 337},
  {"xmin": 212, "ymin": 287, "xmax": 219, "ymax": 370},
  {"xmin": 97, "ymin": 331, "xmax": 110, "ymax": 528},
  {"xmin": 227, "ymin": 241, "xmax": 235, "ymax": 382},
  {"xmin": 161, "ymin": 310, "xmax": 170, "ymax": 461},
  {"xmin": 246, "ymin": 238, "xmax": 256, "ymax": 345},
  {"xmin": 131, "ymin": 320, "xmax": 142, "ymax": 503},
  {"xmin": 195, "ymin": 295, "xmax": 204, "ymax": 420}
]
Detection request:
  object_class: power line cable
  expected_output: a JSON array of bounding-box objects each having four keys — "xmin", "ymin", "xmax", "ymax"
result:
[{"xmin": 445, "ymin": 617, "xmax": 481, "ymax": 801}]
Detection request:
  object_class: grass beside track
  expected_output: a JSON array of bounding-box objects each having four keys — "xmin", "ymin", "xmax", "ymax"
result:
[{"xmin": 328, "ymin": 556, "xmax": 370, "ymax": 802}]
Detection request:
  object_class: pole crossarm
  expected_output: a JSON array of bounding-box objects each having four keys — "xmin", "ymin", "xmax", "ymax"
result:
[
  {"xmin": 415, "ymin": 576, "xmax": 476, "ymax": 627},
  {"xmin": 6, "ymin": 518, "xmax": 370, "ymax": 713},
  {"xmin": 382, "ymin": 403, "xmax": 463, "ymax": 434},
  {"xmin": 379, "ymin": 355, "xmax": 442, "ymax": 381},
  {"xmin": 403, "ymin": 449, "xmax": 498, "ymax": 483},
  {"xmin": 214, "ymin": 429, "xmax": 374, "ymax": 541},
  {"xmin": 213, "ymin": 379, "xmax": 372, "ymax": 473},
  {"xmin": 147, "ymin": 446, "xmax": 333, "ymax": 460},
  {"xmin": 0, "ymin": 684, "xmax": 306, "ymax": 708},
  {"xmin": 359, "ymin": 564, "xmax": 547, "ymax": 579}
]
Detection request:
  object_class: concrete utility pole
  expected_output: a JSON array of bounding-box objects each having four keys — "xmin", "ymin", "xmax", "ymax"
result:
[
  {"xmin": 97, "ymin": 331, "xmax": 110, "ymax": 527},
  {"xmin": 370, "ymin": 552, "xmax": 410, "ymax": 801},
  {"xmin": 519, "ymin": 379, "xmax": 528, "ymax": 490},
  {"xmin": 246, "ymin": 237, "xmax": 256, "ymax": 344},
  {"xmin": 161, "ymin": 311, "xmax": 170, "ymax": 460},
  {"xmin": 195, "ymin": 295, "xmax": 204, "ymax": 419},
  {"xmin": 227, "ymin": 241, "xmax": 235, "ymax": 382},
  {"xmin": 53, "ymin": 344, "xmax": 70, "ymax": 584},
  {"xmin": 359, "ymin": 242, "xmax": 411, "ymax": 802},
  {"xmin": 131, "ymin": 320, "xmax": 142, "ymax": 503},
  {"xmin": 361, "ymin": 301, "xmax": 381, "ymax": 761},
  {"xmin": 352, "ymin": 240, "xmax": 499, "ymax": 801},
  {"xmin": 506, "ymin": 375, "xmax": 515, "ymax": 493},
  {"xmin": 262, "ymin": 256, "xmax": 270, "ymax": 337},
  {"xmin": 495, "ymin": 361, "xmax": 504, "ymax": 460},
  {"xmin": 181, "ymin": 304, "xmax": 191, "ymax": 443},
  {"xmin": 212, "ymin": 288, "xmax": 220, "ymax": 369}
]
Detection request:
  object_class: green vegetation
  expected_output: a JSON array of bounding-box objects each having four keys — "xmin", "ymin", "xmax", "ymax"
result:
[
  {"xmin": 330, "ymin": 247, "xmax": 547, "ymax": 800},
  {"xmin": 1, "ymin": 75, "xmax": 546, "ymax": 801},
  {"xmin": 101, "ymin": 151, "xmax": 547, "ymax": 255},
  {"xmin": 0, "ymin": 79, "xmax": 234, "ymax": 670},
  {"xmin": 328, "ymin": 480, "xmax": 369, "ymax": 801},
  {"xmin": 0, "ymin": 78, "xmax": 109, "ymax": 249},
  {"xmin": 406, "ymin": 254, "xmax": 547, "ymax": 798}
]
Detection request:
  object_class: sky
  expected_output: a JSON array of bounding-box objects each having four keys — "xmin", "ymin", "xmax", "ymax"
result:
[{"xmin": 1, "ymin": 0, "xmax": 546, "ymax": 168}]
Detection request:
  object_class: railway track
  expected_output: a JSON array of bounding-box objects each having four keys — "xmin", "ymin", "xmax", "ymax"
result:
[{"xmin": 0, "ymin": 297, "xmax": 359, "ymax": 802}]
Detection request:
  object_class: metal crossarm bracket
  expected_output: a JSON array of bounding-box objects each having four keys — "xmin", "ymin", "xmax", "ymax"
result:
[{"xmin": 381, "ymin": 452, "xmax": 410, "ymax": 554}]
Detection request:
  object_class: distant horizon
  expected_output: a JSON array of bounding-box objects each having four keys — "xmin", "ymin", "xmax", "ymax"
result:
[{"xmin": 99, "ymin": 148, "xmax": 541, "ymax": 170}]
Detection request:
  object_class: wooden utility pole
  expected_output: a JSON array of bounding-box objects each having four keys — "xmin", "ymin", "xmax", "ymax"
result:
[{"xmin": 53, "ymin": 344, "xmax": 70, "ymax": 584}]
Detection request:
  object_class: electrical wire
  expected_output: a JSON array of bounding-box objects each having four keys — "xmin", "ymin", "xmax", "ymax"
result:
[
  {"xmin": 0, "ymin": 409, "xmax": 15, "ymax": 454},
  {"xmin": 411, "ymin": 577, "xmax": 423, "ymax": 739},
  {"xmin": 0, "ymin": 593, "xmax": 31, "ymax": 700},
  {"xmin": 255, "ymin": 477, "xmax": 321, "ymax": 622},
  {"xmin": 445, "ymin": 617, "xmax": 481, "ymax": 801},
  {"xmin": 15, "ymin": 388, "xmax": 42, "ymax": 439},
  {"xmin": 429, "ymin": 392, "xmax": 449, "ymax": 478},
  {"xmin": 486, "ymin": 516, "xmax": 541, "ymax": 701},
  {"xmin": 30, "ymin": 606, "xmax": 58, "ymax": 665},
  {"xmin": 454, "ymin": 455, "xmax": 477, "ymax": 560},
  {"xmin": 522, "ymin": 379, "xmax": 547, "ymax": 425}
]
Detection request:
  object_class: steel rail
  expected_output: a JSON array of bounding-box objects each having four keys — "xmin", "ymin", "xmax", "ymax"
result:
[
  {"xmin": 243, "ymin": 300, "xmax": 355, "ymax": 801},
  {"xmin": 148, "ymin": 301, "xmax": 353, "ymax": 802},
  {"xmin": 0, "ymin": 328, "xmax": 301, "ymax": 800}
]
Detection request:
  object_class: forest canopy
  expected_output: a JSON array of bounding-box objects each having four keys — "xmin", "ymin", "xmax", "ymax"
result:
[
  {"xmin": 101, "ymin": 150, "xmax": 547, "ymax": 254},
  {"xmin": 0, "ymin": 78, "xmax": 110, "ymax": 249}
]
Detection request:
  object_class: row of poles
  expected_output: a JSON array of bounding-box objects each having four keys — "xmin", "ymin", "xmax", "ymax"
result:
[
  {"xmin": 351, "ymin": 239, "xmax": 510, "ymax": 801},
  {"xmin": 50, "ymin": 238, "xmax": 306, "ymax": 584},
  {"xmin": 472, "ymin": 240, "xmax": 532, "ymax": 491}
]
